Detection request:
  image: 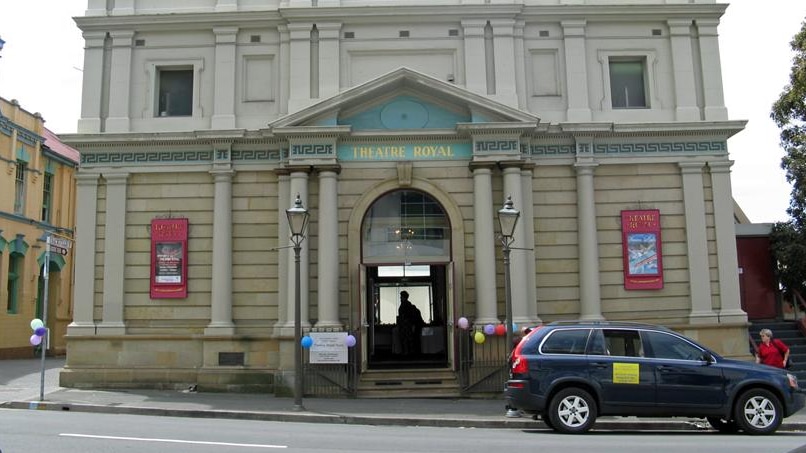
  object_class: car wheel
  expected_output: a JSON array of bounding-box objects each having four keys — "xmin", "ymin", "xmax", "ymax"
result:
[
  {"xmin": 540, "ymin": 414, "xmax": 554, "ymax": 430},
  {"xmin": 706, "ymin": 417, "xmax": 739, "ymax": 433},
  {"xmin": 547, "ymin": 388, "xmax": 597, "ymax": 434},
  {"xmin": 733, "ymin": 388, "xmax": 782, "ymax": 435}
]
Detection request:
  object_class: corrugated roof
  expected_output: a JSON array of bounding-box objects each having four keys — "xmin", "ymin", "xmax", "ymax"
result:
[{"xmin": 43, "ymin": 128, "xmax": 79, "ymax": 164}]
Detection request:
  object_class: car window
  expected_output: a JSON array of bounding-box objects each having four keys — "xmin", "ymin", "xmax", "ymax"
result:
[
  {"xmin": 540, "ymin": 329, "xmax": 591, "ymax": 355},
  {"xmin": 644, "ymin": 331, "xmax": 704, "ymax": 361},
  {"xmin": 602, "ymin": 329, "xmax": 643, "ymax": 357},
  {"xmin": 586, "ymin": 329, "xmax": 607, "ymax": 355}
]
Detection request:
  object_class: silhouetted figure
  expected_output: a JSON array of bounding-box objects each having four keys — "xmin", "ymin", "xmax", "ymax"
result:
[{"xmin": 397, "ymin": 291, "xmax": 425, "ymax": 356}]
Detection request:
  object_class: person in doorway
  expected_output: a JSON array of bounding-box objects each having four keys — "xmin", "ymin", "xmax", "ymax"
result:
[
  {"xmin": 755, "ymin": 328, "xmax": 790, "ymax": 369},
  {"xmin": 397, "ymin": 291, "xmax": 425, "ymax": 356}
]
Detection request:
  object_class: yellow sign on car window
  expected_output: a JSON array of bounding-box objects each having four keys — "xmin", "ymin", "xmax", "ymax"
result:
[{"xmin": 613, "ymin": 363, "xmax": 640, "ymax": 384}]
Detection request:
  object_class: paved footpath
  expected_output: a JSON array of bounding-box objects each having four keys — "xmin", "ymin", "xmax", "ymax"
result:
[{"xmin": 3, "ymin": 357, "xmax": 806, "ymax": 432}]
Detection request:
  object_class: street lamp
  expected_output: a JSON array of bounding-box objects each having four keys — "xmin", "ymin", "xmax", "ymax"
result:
[
  {"xmin": 286, "ymin": 193, "xmax": 309, "ymax": 411},
  {"xmin": 497, "ymin": 195, "xmax": 520, "ymax": 351},
  {"xmin": 38, "ymin": 231, "xmax": 52, "ymax": 402}
]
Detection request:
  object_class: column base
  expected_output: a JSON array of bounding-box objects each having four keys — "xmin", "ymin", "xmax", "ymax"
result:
[
  {"xmin": 688, "ymin": 311, "xmax": 719, "ymax": 324},
  {"xmin": 204, "ymin": 323, "xmax": 235, "ymax": 336},
  {"xmin": 96, "ymin": 323, "xmax": 126, "ymax": 335},
  {"xmin": 718, "ymin": 309, "xmax": 748, "ymax": 324},
  {"xmin": 66, "ymin": 322, "xmax": 97, "ymax": 336}
]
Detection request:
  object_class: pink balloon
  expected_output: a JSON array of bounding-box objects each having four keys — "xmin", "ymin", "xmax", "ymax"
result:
[
  {"xmin": 457, "ymin": 317, "xmax": 469, "ymax": 329},
  {"xmin": 30, "ymin": 334, "xmax": 42, "ymax": 346}
]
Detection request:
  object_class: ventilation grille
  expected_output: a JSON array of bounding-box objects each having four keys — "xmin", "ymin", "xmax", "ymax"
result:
[
  {"xmin": 135, "ymin": 39, "xmax": 145, "ymax": 46},
  {"xmin": 448, "ymin": 29, "xmax": 459, "ymax": 36},
  {"xmin": 250, "ymin": 35, "xmax": 261, "ymax": 43},
  {"xmin": 399, "ymin": 30, "xmax": 410, "ymax": 38},
  {"xmin": 539, "ymin": 30, "xmax": 549, "ymax": 37},
  {"xmin": 218, "ymin": 352, "xmax": 245, "ymax": 366},
  {"xmin": 652, "ymin": 29, "xmax": 662, "ymax": 36},
  {"xmin": 344, "ymin": 31, "xmax": 355, "ymax": 39}
]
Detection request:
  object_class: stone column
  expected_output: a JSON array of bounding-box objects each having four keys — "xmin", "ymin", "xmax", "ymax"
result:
[
  {"xmin": 112, "ymin": 0, "xmax": 134, "ymax": 14},
  {"xmin": 521, "ymin": 164, "xmax": 541, "ymax": 323},
  {"xmin": 318, "ymin": 24, "xmax": 341, "ymax": 100},
  {"xmin": 212, "ymin": 27, "xmax": 238, "ymax": 129},
  {"xmin": 288, "ymin": 23, "xmax": 313, "ymax": 113},
  {"xmin": 205, "ymin": 169, "xmax": 236, "ymax": 335},
  {"xmin": 462, "ymin": 20, "xmax": 488, "ymax": 96},
  {"xmin": 502, "ymin": 164, "xmax": 529, "ymax": 324},
  {"xmin": 680, "ymin": 162, "xmax": 718, "ymax": 323},
  {"xmin": 316, "ymin": 168, "xmax": 341, "ymax": 328},
  {"xmin": 287, "ymin": 170, "xmax": 311, "ymax": 329},
  {"xmin": 668, "ymin": 19, "xmax": 699, "ymax": 121},
  {"xmin": 710, "ymin": 161, "xmax": 748, "ymax": 323},
  {"xmin": 273, "ymin": 172, "xmax": 291, "ymax": 336},
  {"xmin": 697, "ymin": 19, "xmax": 729, "ymax": 121},
  {"xmin": 471, "ymin": 164, "xmax": 498, "ymax": 324},
  {"xmin": 106, "ymin": 31, "xmax": 134, "ymax": 133},
  {"xmin": 98, "ymin": 172, "xmax": 128, "ymax": 335},
  {"xmin": 68, "ymin": 174, "xmax": 100, "ymax": 335},
  {"xmin": 490, "ymin": 19, "xmax": 518, "ymax": 107},
  {"xmin": 215, "ymin": 0, "xmax": 237, "ymax": 12},
  {"xmin": 77, "ymin": 32, "xmax": 106, "ymax": 133},
  {"xmin": 278, "ymin": 25, "xmax": 291, "ymax": 116},
  {"xmin": 562, "ymin": 21, "xmax": 592, "ymax": 122},
  {"xmin": 575, "ymin": 162, "xmax": 603, "ymax": 321},
  {"xmin": 514, "ymin": 21, "xmax": 527, "ymax": 110}
]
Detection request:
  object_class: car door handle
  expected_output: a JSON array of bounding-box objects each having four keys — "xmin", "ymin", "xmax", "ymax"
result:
[
  {"xmin": 657, "ymin": 366, "xmax": 676, "ymax": 372},
  {"xmin": 591, "ymin": 362, "xmax": 609, "ymax": 369}
]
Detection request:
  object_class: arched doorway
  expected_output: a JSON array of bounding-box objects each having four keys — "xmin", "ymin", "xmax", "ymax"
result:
[{"xmin": 361, "ymin": 189, "xmax": 451, "ymax": 369}]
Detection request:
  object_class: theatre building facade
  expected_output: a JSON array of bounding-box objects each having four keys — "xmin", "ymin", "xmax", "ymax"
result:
[{"xmin": 62, "ymin": 0, "xmax": 750, "ymax": 395}]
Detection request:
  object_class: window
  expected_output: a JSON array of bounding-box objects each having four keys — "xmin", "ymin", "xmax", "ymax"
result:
[
  {"xmin": 602, "ymin": 329, "xmax": 644, "ymax": 357},
  {"xmin": 14, "ymin": 160, "xmax": 26, "ymax": 214},
  {"xmin": 541, "ymin": 329, "xmax": 591, "ymax": 355},
  {"xmin": 609, "ymin": 59, "xmax": 647, "ymax": 109},
  {"xmin": 41, "ymin": 173, "xmax": 53, "ymax": 222},
  {"xmin": 7, "ymin": 253, "xmax": 22, "ymax": 314},
  {"xmin": 644, "ymin": 331, "xmax": 705, "ymax": 361},
  {"xmin": 157, "ymin": 68, "xmax": 193, "ymax": 117}
]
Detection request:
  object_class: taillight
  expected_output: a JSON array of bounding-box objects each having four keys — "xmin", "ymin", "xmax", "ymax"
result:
[{"xmin": 511, "ymin": 354, "xmax": 528, "ymax": 374}]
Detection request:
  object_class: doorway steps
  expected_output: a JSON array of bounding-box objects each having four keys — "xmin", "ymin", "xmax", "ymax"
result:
[
  {"xmin": 748, "ymin": 320, "xmax": 806, "ymax": 384},
  {"xmin": 357, "ymin": 368, "xmax": 462, "ymax": 398}
]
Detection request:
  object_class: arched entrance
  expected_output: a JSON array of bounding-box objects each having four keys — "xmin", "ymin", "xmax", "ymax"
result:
[{"xmin": 361, "ymin": 189, "xmax": 451, "ymax": 369}]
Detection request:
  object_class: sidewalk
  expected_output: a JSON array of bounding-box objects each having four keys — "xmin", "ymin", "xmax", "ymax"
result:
[{"xmin": 3, "ymin": 357, "xmax": 806, "ymax": 431}]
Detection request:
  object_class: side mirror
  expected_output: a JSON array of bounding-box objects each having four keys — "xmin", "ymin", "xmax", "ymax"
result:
[{"xmin": 701, "ymin": 351, "xmax": 715, "ymax": 364}]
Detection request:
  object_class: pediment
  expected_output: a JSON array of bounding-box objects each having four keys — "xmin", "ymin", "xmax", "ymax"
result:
[{"xmin": 269, "ymin": 68, "xmax": 539, "ymax": 132}]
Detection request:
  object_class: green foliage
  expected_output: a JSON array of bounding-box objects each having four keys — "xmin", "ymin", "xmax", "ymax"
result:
[{"xmin": 770, "ymin": 19, "xmax": 806, "ymax": 294}]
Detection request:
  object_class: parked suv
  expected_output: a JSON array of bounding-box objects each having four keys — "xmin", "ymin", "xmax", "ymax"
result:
[{"xmin": 505, "ymin": 321, "xmax": 805, "ymax": 435}]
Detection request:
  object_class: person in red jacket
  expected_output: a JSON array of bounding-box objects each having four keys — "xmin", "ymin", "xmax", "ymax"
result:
[{"xmin": 755, "ymin": 328, "xmax": 790, "ymax": 369}]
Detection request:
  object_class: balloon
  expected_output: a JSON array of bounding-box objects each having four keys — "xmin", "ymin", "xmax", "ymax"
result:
[
  {"xmin": 457, "ymin": 317, "xmax": 469, "ymax": 330},
  {"xmin": 30, "ymin": 334, "xmax": 42, "ymax": 346},
  {"xmin": 474, "ymin": 331, "xmax": 486, "ymax": 344},
  {"xmin": 484, "ymin": 324, "xmax": 495, "ymax": 336},
  {"xmin": 34, "ymin": 326, "xmax": 47, "ymax": 337},
  {"xmin": 495, "ymin": 324, "xmax": 506, "ymax": 336},
  {"xmin": 345, "ymin": 335, "xmax": 356, "ymax": 347},
  {"xmin": 511, "ymin": 322, "xmax": 518, "ymax": 332},
  {"xmin": 301, "ymin": 336, "xmax": 313, "ymax": 348},
  {"xmin": 30, "ymin": 319, "xmax": 44, "ymax": 330}
]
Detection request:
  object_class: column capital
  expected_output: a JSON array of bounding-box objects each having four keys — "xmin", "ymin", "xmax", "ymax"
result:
[
  {"xmin": 708, "ymin": 160, "xmax": 734, "ymax": 173},
  {"xmin": 679, "ymin": 161, "xmax": 705, "ymax": 173}
]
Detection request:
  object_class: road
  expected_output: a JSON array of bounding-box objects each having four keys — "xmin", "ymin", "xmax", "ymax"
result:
[{"xmin": 3, "ymin": 410, "xmax": 806, "ymax": 453}]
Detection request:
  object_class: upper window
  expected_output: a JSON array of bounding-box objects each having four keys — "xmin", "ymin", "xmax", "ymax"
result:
[
  {"xmin": 602, "ymin": 329, "xmax": 644, "ymax": 357},
  {"xmin": 157, "ymin": 68, "xmax": 193, "ymax": 117},
  {"xmin": 540, "ymin": 329, "xmax": 591, "ymax": 355},
  {"xmin": 41, "ymin": 173, "xmax": 53, "ymax": 223},
  {"xmin": 14, "ymin": 161, "xmax": 26, "ymax": 215},
  {"xmin": 609, "ymin": 59, "xmax": 647, "ymax": 109},
  {"xmin": 644, "ymin": 331, "xmax": 705, "ymax": 361}
]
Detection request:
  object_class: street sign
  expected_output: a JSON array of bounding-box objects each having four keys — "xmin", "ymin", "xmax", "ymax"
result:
[
  {"xmin": 50, "ymin": 237, "xmax": 72, "ymax": 249},
  {"xmin": 50, "ymin": 245, "xmax": 68, "ymax": 256}
]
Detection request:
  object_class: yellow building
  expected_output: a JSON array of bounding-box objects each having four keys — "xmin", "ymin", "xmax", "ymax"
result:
[{"xmin": 0, "ymin": 97, "xmax": 78, "ymax": 359}]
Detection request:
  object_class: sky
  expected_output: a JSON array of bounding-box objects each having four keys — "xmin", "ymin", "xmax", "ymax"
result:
[{"xmin": 0, "ymin": 0, "xmax": 805, "ymax": 224}]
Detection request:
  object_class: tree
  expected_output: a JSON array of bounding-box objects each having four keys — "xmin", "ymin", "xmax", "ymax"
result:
[{"xmin": 770, "ymin": 19, "xmax": 806, "ymax": 298}]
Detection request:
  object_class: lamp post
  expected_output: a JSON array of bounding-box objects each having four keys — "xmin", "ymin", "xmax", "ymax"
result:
[
  {"xmin": 286, "ymin": 193, "xmax": 309, "ymax": 411},
  {"xmin": 39, "ymin": 232, "xmax": 52, "ymax": 402},
  {"xmin": 497, "ymin": 196, "xmax": 520, "ymax": 351}
]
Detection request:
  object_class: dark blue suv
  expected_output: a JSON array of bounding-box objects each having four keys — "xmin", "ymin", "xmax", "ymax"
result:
[{"xmin": 505, "ymin": 322, "xmax": 805, "ymax": 434}]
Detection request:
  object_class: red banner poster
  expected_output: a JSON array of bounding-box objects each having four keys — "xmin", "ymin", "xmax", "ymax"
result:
[
  {"xmin": 150, "ymin": 218, "xmax": 189, "ymax": 299},
  {"xmin": 621, "ymin": 210, "xmax": 663, "ymax": 290}
]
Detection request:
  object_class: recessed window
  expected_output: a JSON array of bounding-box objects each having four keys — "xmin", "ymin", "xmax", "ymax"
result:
[
  {"xmin": 609, "ymin": 59, "xmax": 647, "ymax": 109},
  {"xmin": 157, "ymin": 68, "xmax": 193, "ymax": 117},
  {"xmin": 250, "ymin": 35, "xmax": 261, "ymax": 43},
  {"xmin": 344, "ymin": 31, "xmax": 355, "ymax": 39},
  {"xmin": 41, "ymin": 173, "xmax": 53, "ymax": 223},
  {"xmin": 539, "ymin": 30, "xmax": 550, "ymax": 37},
  {"xmin": 399, "ymin": 30, "xmax": 410, "ymax": 38},
  {"xmin": 14, "ymin": 160, "xmax": 26, "ymax": 215},
  {"xmin": 448, "ymin": 29, "xmax": 459, "ymax": 37}
]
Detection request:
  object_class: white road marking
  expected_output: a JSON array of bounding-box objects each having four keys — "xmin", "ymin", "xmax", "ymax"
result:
[{"xmin": 60, "ymin": 433, "xmax": 287, "ymax": 449}]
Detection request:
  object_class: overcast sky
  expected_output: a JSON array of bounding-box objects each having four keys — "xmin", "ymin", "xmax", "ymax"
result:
[{"xmin": 0, "ymin": 0, "xmax": 804, "ymax": 224}]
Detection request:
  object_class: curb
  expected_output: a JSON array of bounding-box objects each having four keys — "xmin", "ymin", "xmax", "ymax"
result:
[{"xmin": 8, "ymin": 400, "xmax": 806, "ymax": 432}]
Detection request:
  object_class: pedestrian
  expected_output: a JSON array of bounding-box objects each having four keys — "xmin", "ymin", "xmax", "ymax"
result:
[
  {"xmin": 397, "ymin": 291, "xmax": 425, "ymax": 356},
  {"xmin": 755, "ymin": 328, "xmax": 790, "ymax": 369}
]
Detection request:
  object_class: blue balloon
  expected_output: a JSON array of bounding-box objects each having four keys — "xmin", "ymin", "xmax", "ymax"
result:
[
  {"xmin": 484, "ymin": 324, "xmax": 495, "ymax": 335},
  {"xmin": 301, "ymin": 336, "xmax": 313, "ymax": 348},
  {"xmin": 34, "ymin": 326, "xmax": 47, "ymax": 337}
]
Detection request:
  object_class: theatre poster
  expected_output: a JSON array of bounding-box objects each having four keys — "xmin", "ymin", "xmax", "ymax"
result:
[
  {"xmin": 621, "ymin": 209, "xmax": 664, "ymax": 290},
  {"xmin": 150, "ymin": 218, "xmax": 188, "ymax": 299}
]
